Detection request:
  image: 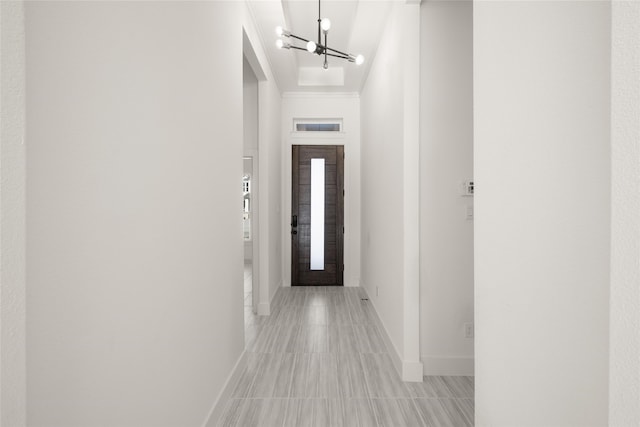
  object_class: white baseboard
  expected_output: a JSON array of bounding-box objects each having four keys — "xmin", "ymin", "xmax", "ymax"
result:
[
  {"xmin": 202, "ymin": 350, "xmax": 248, "ymax": 427},
  {"xmin": 344, "ymin": 278, "xmax": 361, "ymax": 288},
  {"xmin": 258, "ymin": 280, "xmax": 284, "ymax": 316},
  {"xmin": 421, "ymin": 355, "xmax": 474, "ymax": 376},
  {"xmin": 258, "ymin": 302, "xmax": 270, "ymax": 316},
  {"xmin": 360, "ymin": 285, "xmax": 404, "ymax": 378},
  {"xmin": 259, "ymin": 280, "xmax": 284, "ymax": 315},
  {"xmin": 402, "ymin": 360, "xmax": 425, "ymax": 382},
  {"xmin": 360, "ymin": 284, "xmax": 423, "ymax": 382}
]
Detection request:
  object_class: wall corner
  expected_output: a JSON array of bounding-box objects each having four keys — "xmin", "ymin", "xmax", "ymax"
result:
[{"xmin": 402, "ymin": 0, "xmax": 422, "ymax": 375}]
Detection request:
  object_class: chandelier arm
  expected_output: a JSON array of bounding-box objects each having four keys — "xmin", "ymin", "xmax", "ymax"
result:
[
  {"xmin": 289, "ymin": 46, "xmax": 308, "ymax": 52},
  {"xmin": 323, "ymin": 45, "xmax": 352, "ymax": 58},
  {"xmin": 289, "ymin": 34, "xmax": 311, "ymax": 44},
  {"xmin": 324, "ymin": 32, "xmax": 328, "ymax": 62},
  {"xmin": 325, "ymin": 52, "xmax": 350, "ymax": 60}
]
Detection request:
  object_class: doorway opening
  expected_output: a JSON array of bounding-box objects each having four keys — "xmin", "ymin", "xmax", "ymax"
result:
[
  {"xmin": 242, "ymin": 52, "xmax": 260, "ymax": 347},
  {"xmin": 291, "ymin": 145, "xmax": 344, "ymax": 286},
  {"xmin": 242, "ymin": 157, "xmax": 257, "ymax": 314}
]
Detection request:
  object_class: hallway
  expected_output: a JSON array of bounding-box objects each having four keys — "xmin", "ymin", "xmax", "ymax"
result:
[
  {"xmin": 5, "ymin": 1, "xmax": 637, "ymax": 425},
  {"xmin": 219, "ymin": 286, "xmax": 474, "ymax": 426}
]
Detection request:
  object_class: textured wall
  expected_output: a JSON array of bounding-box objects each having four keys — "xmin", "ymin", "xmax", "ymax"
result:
[
  {"xmin": 0, "ymin": 1, "xmax": 27, "ymax": 425},
  {"xmin": 474, "ymin": 2, "xmax": 611, "ymax": 425},
  {"xmin": 610, "ymin": 1, "xmax": 640, "ymax": 424}
]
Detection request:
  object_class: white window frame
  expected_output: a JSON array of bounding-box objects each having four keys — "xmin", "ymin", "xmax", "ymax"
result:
[{"xmin": 292, "ymin": 118, "xmax": 343, "ymax": 133}]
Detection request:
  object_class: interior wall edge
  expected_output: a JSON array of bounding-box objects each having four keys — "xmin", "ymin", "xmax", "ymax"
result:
[{"xmin": 0, "ymin": 1, "xmax": 27, "ymax": 426}]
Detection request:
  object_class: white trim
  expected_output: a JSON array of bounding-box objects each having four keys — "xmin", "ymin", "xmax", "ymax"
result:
[
  {"xmin": 258, "ymin": 302, "xmax": 270, "ymax": 316},
  {"xmin": 242, "ymin": 3, "xmax": 276, "ymax": 84},
  {"xmin": 361, "ymin": 286, "xmax": 403, "ymax": 378},
  {"xmin": 401, "ymin": 0, "xmax": 423, "ymax": 383},
  {"xmin": 403, "ymin": 361, "xmax": 425, "ymax": 382},
  {"xmin": 293, "ymin": 117, "xmax": 343, "ymax": 133},
  {"xmin": 364, "ymin": 283, "xmax": 423, "ymax": 381},
  {"xmin": 282, "ymin": 92, "xmax": 359, "ymax": 99},
  {"xmin": 242, "ymin": 29, "xmax": 266, "ymax": 82},
  {"xmin": 256, "ymin": 79, "xmax": 271, "ymax": 321},
  {"xmin": 290, "ymin": 132, "xmax": 347, "ymax": 140},
  {"xmin": 421, "ymin": 355, "xmax": 475, "ymax": 377},
  {"xmin": 344, "ymin": 278, "xmax": 360, "ymax": 288},
  {"xmin": 257, "ymin": 279, "xmax": 284, "ymax": 323},
  {"xmin": 202, "ymin": 350, "xmax": 248, "ymax": 427}
]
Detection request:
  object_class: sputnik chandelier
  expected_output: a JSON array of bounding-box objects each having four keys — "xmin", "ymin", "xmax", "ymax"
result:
[{"xmin": 275, "ymin": 0, "xmax": 364, "ymax": 70}]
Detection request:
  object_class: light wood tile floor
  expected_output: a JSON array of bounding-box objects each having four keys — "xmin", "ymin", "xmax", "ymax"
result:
[{"xmin": 219, "ymin": 286, "xmax": 474, "ymax": 427}]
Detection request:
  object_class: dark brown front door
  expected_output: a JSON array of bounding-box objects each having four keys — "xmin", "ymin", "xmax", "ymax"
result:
[{"xmin": 291, "ymin": 145, "xmax": 344, "ymax": 286}]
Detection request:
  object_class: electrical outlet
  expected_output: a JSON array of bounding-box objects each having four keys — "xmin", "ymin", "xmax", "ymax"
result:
[{"xmin": 464, "ymin": 323, "xmax": 474, "ymax": 338}]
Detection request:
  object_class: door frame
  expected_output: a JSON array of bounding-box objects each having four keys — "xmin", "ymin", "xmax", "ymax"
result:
[{"xmin": 282, "ymin": 132, "xmax": 359, "ymax": 288}]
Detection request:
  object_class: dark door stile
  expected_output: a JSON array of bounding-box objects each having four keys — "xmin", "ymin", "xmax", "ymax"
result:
[{"xmin": 291, "ymin": 145, "xmax": 344, "ymax": 286}]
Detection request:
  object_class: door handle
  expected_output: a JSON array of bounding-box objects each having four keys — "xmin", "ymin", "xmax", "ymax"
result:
[{"xmin": 292, "ymin": 215, "xmax": 298, "ymax": 227}]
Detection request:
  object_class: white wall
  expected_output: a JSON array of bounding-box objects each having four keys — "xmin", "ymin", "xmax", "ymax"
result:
[
  {"xmin": 419, "ymin": 0, "xmax": 474, "ymax": 376},
  {"xmin": 281, "ymin": 93, "xmax": 360, "ymax": 288},
  {"xmin": 360, "ymin": 1, "xmax": 422, "ymax": 381},
  {"xmin": 1, "ymin": 1, "xmax": 27, "ymax": 425},
  {"xmin": 474, "ymin": 2, "xmax": 611, "ymax": 426},
  {"xmin": 25, "ymin": 3, "xmax": 246, "ymax": 426},
  {"xmin": 361, "ymin": 1, "xmax": 405, "ymax": 362},
  {"xmin": 260, "ymin": 78, "xmax": 282, "ymax": 312},
  {"xmin": 243, "ymin": 57, "xmax": 259, "ymax": 153},
  {"xmin": 610, "ymin": 1, "xmax": 640, "ymax": 425}
]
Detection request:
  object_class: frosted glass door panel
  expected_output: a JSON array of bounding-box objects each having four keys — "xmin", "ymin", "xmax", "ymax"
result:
[{"xmin": 310, "ymin": 158, "xmax": 325, "ymax": 270}]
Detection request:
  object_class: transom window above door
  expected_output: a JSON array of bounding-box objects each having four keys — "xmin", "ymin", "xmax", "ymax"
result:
[{"xmin": 293, "ymin": 118, "xmax": 343, "ymax": 133}]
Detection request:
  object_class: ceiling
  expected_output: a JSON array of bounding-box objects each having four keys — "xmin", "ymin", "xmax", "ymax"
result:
[{"xmin": 247, "ymin": 0, "xmax": 393, "ymax": 93}]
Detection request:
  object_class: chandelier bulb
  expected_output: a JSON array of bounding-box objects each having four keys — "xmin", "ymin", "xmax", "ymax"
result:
[
  {"xmin": 355, "ymin": 54, "xmax": 365, "ymax": 65},
  {"xmin": 321, "ymin": 18, "xmax": 331, "ymax": 33},
  {"xmin": 306, "ymin": 41, "xmax": 317, "ymax": 53},
  {"xmin": 276, "ymin": 26, "xmax": 291, "ymax": 37},
  {"xmin": 275, "ymin": 39, "xmax": 284, "ymax": 49}
]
